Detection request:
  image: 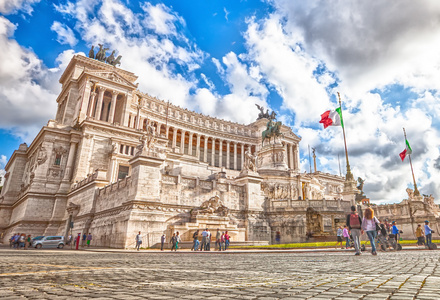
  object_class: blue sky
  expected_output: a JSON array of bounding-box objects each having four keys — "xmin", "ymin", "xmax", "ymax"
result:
[{"xmin": 1, "ymin": 0, "xmax": 440, "ymax": 203}]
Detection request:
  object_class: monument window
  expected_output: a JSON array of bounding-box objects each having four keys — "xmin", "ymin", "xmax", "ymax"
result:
[
  {"xmin": 130, "ymin": 147, "xmax": 134, "ymax": 156},
  {"xmin": 54, "ymin": 154, "xmax": 62, "ymax": 166},
  {"xmin": 118, "ymin": 166, "xmax": 129, "ymax": 179},
  {"xmin": 120, "ymin": 145, "xmax": 124, "ymax": 154}
]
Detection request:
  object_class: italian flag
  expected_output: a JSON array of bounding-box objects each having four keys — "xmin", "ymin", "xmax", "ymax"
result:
[
  {"xmin": 399, "ymin": 139, "xmax": 412, "ymax": 161},
  {"xmin": 319, "ymin": 107, "xmax": 344, "ymax": 128}
]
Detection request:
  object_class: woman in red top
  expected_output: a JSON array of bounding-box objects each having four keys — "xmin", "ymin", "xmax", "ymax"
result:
[{"xmin": 224, "ymin": 231, "xmax": 230, "ymax": 250}]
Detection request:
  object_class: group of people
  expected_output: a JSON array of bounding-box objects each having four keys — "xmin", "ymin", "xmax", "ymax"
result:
[
  {"xmin": 9, "ymin": 233, "xmax": 32, "ymax": 249},
  {"xmin": 190, "ymin": 229, "xmax": 230, "ymax": 251},
  {"xmin": 336, "ymin": 205, "xmax": 436, "ymax": 255},
  {"xmin": 70, "ymin": 233, "xmax": 93, "ymax": 247}
]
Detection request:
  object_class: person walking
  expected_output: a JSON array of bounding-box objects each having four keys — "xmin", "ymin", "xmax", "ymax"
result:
[
  {"xmin": 415, "ymin": 224, "xmax": 425, "ymax": 247},
  {"xmin": 346, "ymin": 205, "xmax": 363, "ymax": 255},
  {"xmin": 170, "ymin": 233, "xmax": 177, "ymax": 251},
  {"xmin": 201, "ymin": 229, "xmax": 208, "ymax": 251},
  {"xmin": 378, "ymin": 223, "xmax": 388, "ymax": 251},
  {"xmin": 215, "ymin": 229, "xmax": 221, "ymax": 251},
  {"xmin": 135, "ymin": 231, "xmax": 142, "ymax": 251},
  {"xmin": 26, "ymin": 235, "xmax": 31, "ymax": 250},
  {"xmin": 361, "ymin": 207, "xmax": 380, "ymax": 255},
  {"xmin": 18, "ymin": 234, "xmax": 26, "ymax": 249},
  {"xmin": 161, "ymin": 234, "xmax": 166, "ymax": 251},
  {"xmin": 424, "ymin": 220, "xmax": 434, "ymax": 248},
  {"xmin": 342, "ymin": 225, "xmax": 350, "ymax": 249},
  {"xmin": 335, "ymin": 226, "xmax": 343, "ymax": 249},
  {"xmin": 206, "ymin": 229, "xmax": 211, "ymax": 251},
  {"xmin": 82, "ymin": 233, "xmax": 87, "ymax": 247},
  {"xmin": 275, "ymin": 231, "xmax": 281, "ymax": 244},
  {"xmin": 86, "ymin": 233, "xmax": 92, "ymax": 247},
  {"xmin": 175, "ymin": 232, "xmax": 181, "ymax": 250},
  {"xmin": 191, "ymin": 230, "xmax": 199, "ymax": 251},
  {"xmin": 224, "ymin": 231, "xmax": 230, "ymax": 250},
  {"xmin": 220, "ymin": 232, "xmax": 225, "ymax": 251}
]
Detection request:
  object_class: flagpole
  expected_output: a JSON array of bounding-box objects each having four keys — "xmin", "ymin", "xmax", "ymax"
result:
[
  {"xmin": 308, "ymin": 145, "xmax": 312, "ymax": 173},
  {"xmin": 403, "ymin": 128, "xmax": 420, "ymax": 196},
  {"xmin": 337, "ymin": 92, "xmax": 354, "ymax": 181},
  {"xmin": 338, "ymin": 154, "xmax": 342, "ymax": 177}
]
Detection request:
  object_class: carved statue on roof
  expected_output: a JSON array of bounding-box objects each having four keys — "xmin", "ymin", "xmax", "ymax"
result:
[{"xmin": 88, "ymin": 44, "xmax": 122, "ymax": 66}]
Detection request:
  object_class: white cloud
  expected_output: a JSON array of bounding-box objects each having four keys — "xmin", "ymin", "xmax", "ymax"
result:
[
  {"xmin": 0, "ymin": 154, "xmax": 6, "ymax": 187},
  {"xmin": 0, "ymin": 16, "xmax": 63, "ymax": 142},
  {"xmin": 51, "ymin": 21, "xmax": 78, "ymax": 46},
  {"xmin": 0, "ymin": 0, "xmax": 40, "ymax": 15},
  {"xmin": 244, "ymin": 15, "xmax": 331, "ymax": 125},
  {"xmin": 141, "ymin": 2, "xmax": 183, "ymax": 36}
]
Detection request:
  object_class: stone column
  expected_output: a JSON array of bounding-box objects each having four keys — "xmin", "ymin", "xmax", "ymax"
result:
[
  {"xmin": 294, "ymin": 145, "xmax": 299, "ymax": 171},
  {"xmin": 203, "ymin": 136, "xmax": 208, "ymax": 162},
  {"xmin": 165, "ymin": 126, "xmax": 170, "ymax": 139},
  {"xmin": 87, "ymin": 92, "xmax": 97, "ymax": 117},
  {"xmin": 196, "ymin": 134, "xmax": 201, "ymax": 159},
  {"xmin": 108, "ymin": 90, "xmax": 118, "ymax": 123},
  {"xmin": 284, "ymin": 143, "xmax": 288, "ymax": 166},
  {"xmin": 289, "ymin": 144, "xmax": 294, "ymax": 169},
  {"xmin": 241, "ymin": 144, "xmax": 244, "ymax": 170},
  {"xmin": 156, "ymin": 122, "xmax": 161, "ymax": 135},
  {"xmin": 180, "ymin": 130, "xmax": 186, "ymax": 154},
  {"xmin": 172, "ymin": 128, "xmax": 177, "ymax": 148},
  {"xmin": 95, "ymin": 87, "xmax": 105, "ymax": 120},
  {"xmin": 234, "ymin": 142, "xmax": 237, "ymax": 170},
  {"xmin": 226, "ymin": 141, "xmax": 230, "ymax": 169},
  {"xmin": 62, "ymin": 141, "xmax": 78, "ymax": 182},
  {"xmin": 189, "ymin": 132, "xmax": 194, "ymax": 156},
  {"xmin": 219, "ymin": 140, "xmax": 223, "ymax": 168},
  {"xmin": 135, "ymin": 106, "xmax": 141, "ymax": 129},
  {"xmin": 130, "ymin": 115, "xmax": 136, "ymax": 128},
  {"xmin": 211, "ymin": 138, "xmax": 215, "ymax": 166},
  {"xmin": 77, "ymin": 81, "xmax": 93, "ymax": 122}
]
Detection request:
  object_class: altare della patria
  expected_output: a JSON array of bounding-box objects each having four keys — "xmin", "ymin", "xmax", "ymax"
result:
[{"xmin": 1, "ymin": 49, "xmax": 439, "ymax": 248}]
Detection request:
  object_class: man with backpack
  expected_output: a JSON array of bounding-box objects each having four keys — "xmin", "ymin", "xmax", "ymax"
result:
[{"xmin": 346, "ymin": 205, "xmax": 363, "ymax": 255}]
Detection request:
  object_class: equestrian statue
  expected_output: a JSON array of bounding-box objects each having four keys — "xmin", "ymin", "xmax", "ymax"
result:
[{"xmin": 259, "ymin": 107, "xmax": 283, "ymax": 146}]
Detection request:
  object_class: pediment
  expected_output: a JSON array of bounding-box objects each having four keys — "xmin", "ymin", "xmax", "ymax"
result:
[{"xmin": 86, "ymin": 70, "xmax": 138, "ymax": 88}]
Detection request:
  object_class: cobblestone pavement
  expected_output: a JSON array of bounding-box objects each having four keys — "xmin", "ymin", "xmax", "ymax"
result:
[{"xmin": 0, "ymin": 248, "xmax": 439, "ymax": 299}]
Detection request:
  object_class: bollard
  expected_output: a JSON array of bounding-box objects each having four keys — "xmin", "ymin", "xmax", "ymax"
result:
[{"xmin": 76, "ymin": 233, "xmax": 80, "ymax": 250}]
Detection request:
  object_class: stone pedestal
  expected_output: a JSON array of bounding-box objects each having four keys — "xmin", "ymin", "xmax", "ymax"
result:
[
  {"xmin": 257, "ymin": 143, "xmax": 288, "ymax": 171},
  {"xmin": 342, "ymin": 178, "xmax": 359, "ymax": 206},
  {"xmin": 128, "ymin": 155, "xmax": 164, "ymax": 202}
]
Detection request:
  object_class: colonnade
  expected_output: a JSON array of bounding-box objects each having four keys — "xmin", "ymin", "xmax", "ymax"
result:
[{"xmin": 86, "ymin": 86, "xmax": 124, "ymax": 123}]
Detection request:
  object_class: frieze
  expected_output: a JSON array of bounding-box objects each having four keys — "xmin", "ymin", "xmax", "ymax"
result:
[
  {"xmin": 199, "ymin": 181, "xmax": 213, "ymax": 190},
  {"xmin": 216, "ymin": 183, "xmax": 228, "ymax": 192},
  {"xmin": 162, "ymin": 175, "xmax": 177, "ymax": 184},
  {"xmin": 181, "ymin": 178, "xmax": 196, "ymax": 188}
]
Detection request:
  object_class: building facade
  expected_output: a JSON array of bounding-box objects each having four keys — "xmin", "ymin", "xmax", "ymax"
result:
[{"xmin": 1, "ymin": 55, "xmax": 360, "ymax": 248}]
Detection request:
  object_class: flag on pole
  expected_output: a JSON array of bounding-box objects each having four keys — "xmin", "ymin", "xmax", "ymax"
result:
[
  {"xmin": 399, "ymin": 139, "xmax": 412, "ymax": 161},
  {"xmin": 319, "ymin": 107, "xmax": 344, "ymax": 128}
]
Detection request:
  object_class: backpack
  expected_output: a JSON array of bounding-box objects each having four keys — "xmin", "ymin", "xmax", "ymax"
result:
[{"xmin": 350, "ymin": 213, "xmax": 361, "ymax": 229}]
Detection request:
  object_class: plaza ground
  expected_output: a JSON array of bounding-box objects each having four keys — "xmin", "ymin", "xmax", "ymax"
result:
[{"xmin": 0, "ymin": 248, "xmax": 439, "ymax": 299}]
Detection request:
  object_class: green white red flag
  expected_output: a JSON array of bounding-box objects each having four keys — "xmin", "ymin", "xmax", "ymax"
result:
[
  {"xmin": 399, "ymin": 139, "xmax": 412, "ymax": 161},
  {"xmin": 319, "ymin": 107, "xmax": 344, "ymax": 128}
]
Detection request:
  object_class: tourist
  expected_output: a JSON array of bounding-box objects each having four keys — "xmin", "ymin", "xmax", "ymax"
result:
[
  {"xmin": 194, "ymin": 237, "xmax": 200, "ymax": 251},
  {"xmin": 378, "ymin": 223, "xmax": 388, "ymax": 250},
  {"xmin": 335, "ymin": 226, "xmax": 343, "ymax": 249},
  {"xmin": 424, "ymin": 220, "xmax": 434, "ymax": 248},
  {"xmin": 275, "ymin": 231, "xmax": 281, "ymax": 244},
  {"xmin": 220, "ymin": 232, "xmax": 225, "ymax": 251},
  {"xmin": 26, "ymin": 235, "xmax": 32, "ymax": 250},
  {"xmin": 361, "ymin": 207, "xmax": 380, "ymax": 255},
  {"xmin": 13, "ymin": 234, "xmax": 20, "ymax": 249},
  {"xmin": 342, "ymin": 225, "xmax": 350, "ymax": 249},
  {"xmin": 415, "ymin": 224, "xmax": 425, "ymax": 247},
  {"xmin": 346, "ymin": 205, "xmax": 363, "ymax": 255},
  {"xmin": 215, "ymin": 229, "xmax": 221, "ymax": 250},
  {"xmin": 135, "ymin": 231, "xmax": 142, "ymax": 251},
  {"xmin": 161, "ymin": 234, "xmax": 166, "ymax": 251},
  {"xmin": 170, "ymin": 233, "xmax": 177, "ymax": 251},
  {"xmin": 175, "ymin": 232, "xmax": 181, "ymax": 250},
  {"xmin": 206, "ymin": 229, "xmax": 211, "ymax": 251},
  {"xmin": 225, "ymin": 231, "xmax": 230, "ymax": 250},
  {"xmin": 201, "ymin": 228, "xmax": 208, "ymax": 251},
  {"xmin": 191, "ymin": 230, "xmax": 199, "ymax": 251},
  {"xmin": 87, "ymin": 233, "xmax": 92, "ymax": 247},
  {"xmin": 82, "ymin": 233, "xmax": 87, "ymax": 247},
  {"xmin": 390, "ymin": 221, "xmax": 400, "ymax": 244},
  {"xmin": 18, "ymin": 234, "xmax": 26, "ymax": 249}
]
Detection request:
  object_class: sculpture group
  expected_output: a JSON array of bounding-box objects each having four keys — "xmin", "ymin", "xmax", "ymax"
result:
[
  {"xmin": 88, "ymin": 44, "xmax": 122, "ymax": 67},
  {"xmin": 258, "ymin": 105, "xmax": 283, "ymax": 146}
]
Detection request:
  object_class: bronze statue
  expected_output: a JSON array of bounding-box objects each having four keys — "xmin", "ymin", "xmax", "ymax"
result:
[
  {"xmin": 88, "ymin": 45, "xmax": 95, "ymax": 59},
  {"xmin": 357, "ymin": 177, "xmax": 365, "ymax": 194},
  {"xmin": 111, "ymin": 55, "xmax": 122, "ymax": 67},
  {"xmin": 106, "ymin": 50, "xmax": 116, "ymax": 65}
]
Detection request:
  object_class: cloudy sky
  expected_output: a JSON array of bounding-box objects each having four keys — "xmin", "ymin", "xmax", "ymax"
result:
[{"xmin": 1, "ymin": 0, "xmax": 440, "ymax": 203}]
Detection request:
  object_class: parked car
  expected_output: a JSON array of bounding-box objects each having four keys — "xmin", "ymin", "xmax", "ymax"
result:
[
  {"xmin": 32, "ymin": 236, "xmax": 44, "ymax": 242},
  {"xmin": 32, "ymin": 236, "xmax": 65, "ymax": 249}
]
